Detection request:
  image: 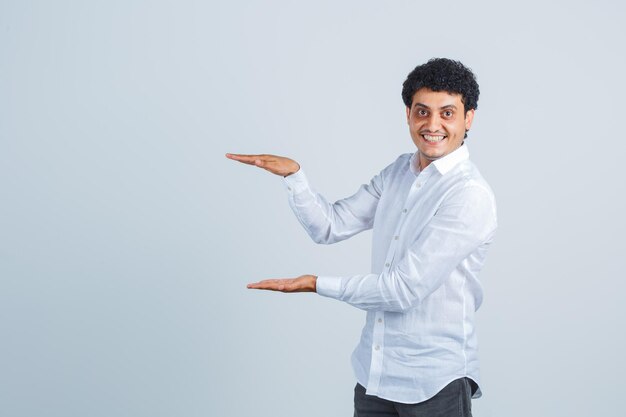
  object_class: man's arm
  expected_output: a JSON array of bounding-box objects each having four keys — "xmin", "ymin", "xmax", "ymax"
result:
[
  {"xmin": 314, "ymin": 183, "xmax": 497, "ymax": 311},
  {"xmin": 245, "ymin": 184, "xmax": 496, "ymax": 307},
  {"xmin": 226, "ymin": 152, "xmax": 384, "ymax": 244}
]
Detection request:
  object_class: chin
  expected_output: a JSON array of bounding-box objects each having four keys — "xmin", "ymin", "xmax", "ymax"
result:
[{"xmin": 422, "ymin": 150, "xmax": 444, "ymax": 160}]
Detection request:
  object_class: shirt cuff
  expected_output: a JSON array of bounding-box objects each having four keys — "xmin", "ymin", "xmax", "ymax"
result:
[
  {"xmin": 282, "ymin": 168, "xmax": 310, "ymax": 194},
  {"xmin": 315, "ymin": 276, "xmax": 342, "ymax": 299}
]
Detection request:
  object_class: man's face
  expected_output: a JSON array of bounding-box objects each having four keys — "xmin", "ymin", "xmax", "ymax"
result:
[{"xmin": 406, "ymin": 88, "xmax": 475, "ymax": 170}]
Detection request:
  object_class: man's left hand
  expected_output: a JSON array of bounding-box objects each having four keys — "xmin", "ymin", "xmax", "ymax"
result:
[{"xmin": 247, "ymin": 275, "xmax": 317, "ymax": 293}]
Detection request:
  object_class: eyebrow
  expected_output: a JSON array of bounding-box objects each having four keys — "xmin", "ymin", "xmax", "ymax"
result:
[{"xmin": 413, "ymin": 103, "xmax": 458, "ymax": 110}]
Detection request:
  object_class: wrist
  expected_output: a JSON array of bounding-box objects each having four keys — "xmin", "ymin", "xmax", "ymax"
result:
[{"xmin": 283, "ymin": 162, "xmax": 301, "ymax": 177}]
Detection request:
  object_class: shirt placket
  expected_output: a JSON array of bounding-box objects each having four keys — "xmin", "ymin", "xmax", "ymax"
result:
[{"xmin": 366, "ymin": 169, "xmax": 432, "ymax": 395}]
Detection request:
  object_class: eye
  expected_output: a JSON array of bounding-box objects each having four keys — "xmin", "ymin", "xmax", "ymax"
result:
[
  {"xmin": 442, "ymin": 110, "xmax": 453, "ymax": 118},
  {"xmin": 417, "ymin": 109, "xmax": 428, "ymax": 117}
]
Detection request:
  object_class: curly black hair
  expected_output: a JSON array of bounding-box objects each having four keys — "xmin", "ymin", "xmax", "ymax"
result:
[{"xmin": 401, "ymin": 58, "xmax": 479, "ymax": 113}]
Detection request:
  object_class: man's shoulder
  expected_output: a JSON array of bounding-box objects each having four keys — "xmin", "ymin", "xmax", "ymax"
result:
[
  {"xmin": 461, "ymin": 160, "xmax": 494, "ymax": 193},
  {"xmin": 365, "ymin": 153, "xmax": 413, "ymax": 191},
  {"xmin": 384, "ymin": 152, "xmax": 414, "ymax": 171},
  {"xmin": 446, "ymin": 160, "xmax": 497, "ymax": 207}
]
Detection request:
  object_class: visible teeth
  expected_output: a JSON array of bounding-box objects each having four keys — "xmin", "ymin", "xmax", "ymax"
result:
[{"xmin": 423, "ymin": 135, "xmax": 445, "ymax": 142}]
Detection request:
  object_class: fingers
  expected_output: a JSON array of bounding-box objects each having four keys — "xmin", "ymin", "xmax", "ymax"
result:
[
  {"xmin": 247, "ymin": 278, "xmax": 298, "ymax": 292},
  {"xmin": 226, "ymin": 153, "xmax": 281, "ymax": 170},
  {"xmin": 225, "ymin": 153, "xmax": 271, "ymax": 163},
  {"xmin": 225, "ymin": 153, "xmax": 260, "ymax": 160},
  {"xmin": 247, "ymin": 279, "xmax": 290, "ymax": 291},
  {"xmin": 246, "ymin": 275, "xmax": 316, "ymax": 293},
  {"xmin": 225, "ymin": 153, "xmax": 261, "ymax": 166}
]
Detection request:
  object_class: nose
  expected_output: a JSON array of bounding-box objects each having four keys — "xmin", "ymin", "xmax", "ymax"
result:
[{"xmin": 425, "ymin": 114, "xmax": 442, "ymax": 132}]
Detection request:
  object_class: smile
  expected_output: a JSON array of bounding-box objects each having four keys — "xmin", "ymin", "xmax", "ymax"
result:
[{"xmin": 422, "ymin": 134, "xmax": 447, "ymax": 143}]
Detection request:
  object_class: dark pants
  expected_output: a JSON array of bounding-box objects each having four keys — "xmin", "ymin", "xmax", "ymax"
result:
[{"xmin": 353, "ymin": 378, "xmax": 475, "ymax": 417}]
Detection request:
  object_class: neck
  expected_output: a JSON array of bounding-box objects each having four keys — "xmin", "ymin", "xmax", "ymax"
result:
[
  {"xmin": 418, "ymin": 142, "xmax": 464, "ymax": 171},
  {"xmin": 418, "ymin": 155, "xmax": 432, "ymax": 171}
]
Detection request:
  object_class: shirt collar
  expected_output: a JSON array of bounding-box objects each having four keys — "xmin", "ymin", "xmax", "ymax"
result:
[{"xmin": 410, "ymin": 143, "xmax": 470, "ymax": 176}]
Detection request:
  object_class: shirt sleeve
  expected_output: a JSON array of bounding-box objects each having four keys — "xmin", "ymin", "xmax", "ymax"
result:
[
  {"xmin": 315, "ymin": 183, "xmax": 498, "ymax": 311},
  {"xmin": 282, "ymin": 166, "xmax": 385, "ymax": 244}
]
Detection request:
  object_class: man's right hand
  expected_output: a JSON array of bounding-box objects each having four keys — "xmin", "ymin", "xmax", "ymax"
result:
[{"xmin": 225, "ymin": 153, "xmax": 301, "ymax": 177}]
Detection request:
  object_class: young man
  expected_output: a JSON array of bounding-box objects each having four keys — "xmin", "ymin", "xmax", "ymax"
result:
[{"xmin": 226, "ymin": 58, "xmax": 497, "ymax": 417}]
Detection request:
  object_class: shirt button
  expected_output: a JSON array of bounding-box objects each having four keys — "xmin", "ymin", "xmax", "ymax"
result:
[
  {"xmin": 374, "ymin": 345, "xmax": 380, "ymax": 351},
  {"xmin": 394, "ymin": 236, "xmax": 399, "ymax": 240},
  {"xmin": 377, "ymin": 318, "xmax": 383, "ymax": 323},
  {"xmin": 385, "ymin": 263, "xmax": 390, "ymax": 267},
  {"xmin": 402, "ymin": 208, "xmax": 408, "ymax": 213},
  {"xmin": 415, "ymin": 182, "xmax": 421, "ymax": 188},
  {"xmin": 287, "ymin": 186, "xmax": 292, "ymax": 191}
]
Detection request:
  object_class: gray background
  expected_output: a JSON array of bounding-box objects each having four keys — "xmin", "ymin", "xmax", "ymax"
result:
[{"xmin": 1, "ymin": 0, "xmax": 625, "ymax": 416}]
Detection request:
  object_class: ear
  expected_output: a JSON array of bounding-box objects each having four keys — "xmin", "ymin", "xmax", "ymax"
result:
[
  {"xmin": 406, "ymin": 106, "xmax": 411, "ymax": 124},
  {"xmin": 464, "ymin": 109, "xmax": 475, "ymax": 130}
]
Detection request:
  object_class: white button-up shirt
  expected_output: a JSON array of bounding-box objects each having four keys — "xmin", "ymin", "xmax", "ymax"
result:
[{"xmin": 282, "ymin": 144, "xmax": 497, "ymax": 404}]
